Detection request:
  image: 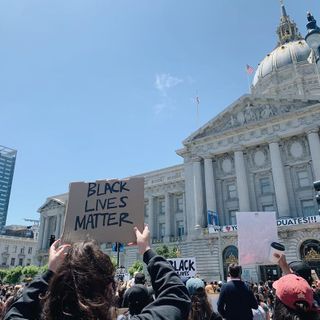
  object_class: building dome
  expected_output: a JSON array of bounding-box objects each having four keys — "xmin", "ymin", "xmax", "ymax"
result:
[
  {"xmin": 251, "ymin": 3, "xmax": 320, "ymax": 97},
  {"xmin": 252, "ymin": 40, "xmax": 311, "ymax": 87}
]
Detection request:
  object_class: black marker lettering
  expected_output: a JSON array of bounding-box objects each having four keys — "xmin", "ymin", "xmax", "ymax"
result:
[
  {"xmin": 119, "ymin": 212, "xmax": 133, "ymax": 226},
  {"xmin": 75, "ymin": 215, "xmax": 86, "ymax": 230},
  {"xmin": 87, "ymin": 183, "xmax": 97, "ymax": 197},
  {"xmin": 119, "ymin": 196, "xmax": 128, "ymax": 208}
]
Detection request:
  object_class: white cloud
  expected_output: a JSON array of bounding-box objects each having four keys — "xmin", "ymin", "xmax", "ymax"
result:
[
  {"xmin": 153, "ymin": 103, "xmax": 167, "ymax": 115},
  {"xmin": 154, "ymin": 73, "xmax": 183, "ymax": 95}
]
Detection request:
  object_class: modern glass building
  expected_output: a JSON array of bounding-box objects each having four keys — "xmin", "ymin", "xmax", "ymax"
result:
[{"xmin": 0, "ymin": 146, "xmax": 17, "ymax": 230}]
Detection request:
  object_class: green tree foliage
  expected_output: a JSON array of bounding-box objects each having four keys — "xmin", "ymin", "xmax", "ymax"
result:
[
  {"xmin": 0, "ymin": 269, "xmax": 7, "ymax": 281},
  {"xmin": 39, "ymin": 264, "xmax": 48, "ymax": 274},
  {"xmin": 0, "ymin": 265, "xmax": 47, "ymax": 284},
  {"xmin": 110, "ymin": 256, "xmax": 117, "ymax": 268},
  {"xmin": 21, "ymin": 265, "xmax": 39, "ymax": 281},
  {"xmin": 155, "ymin": 245, "xmax": 180, "ymax": 258},
  {"xmin": 4, "ymin": 266, "xmax": 23, "ymax": 284},
  {"xmin": 128, "ymin": 260, "xmax": 143, "ymax": 277}
]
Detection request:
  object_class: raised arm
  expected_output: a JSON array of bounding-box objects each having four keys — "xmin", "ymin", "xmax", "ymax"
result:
[
  {"xmin": 3, "ymin": 240, "xmax": 70, "ymax": 320},
  {"xmin": 133, "ymin": 226, "xmax": 191, "ymax": 320}
]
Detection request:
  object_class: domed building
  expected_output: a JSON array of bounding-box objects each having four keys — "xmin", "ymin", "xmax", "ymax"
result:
[
  {"xmin": 252, "ymin": 4, "xmax": 320, "ymax": 98},
  {"xmin": 36, "ymin": 3, "xmax": 320, "ymax": 282}
]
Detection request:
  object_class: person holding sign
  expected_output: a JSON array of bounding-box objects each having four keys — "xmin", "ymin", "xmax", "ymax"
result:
[{"xmin": 3, "ymin": 226, "xmax": 191, "ymax": 320}]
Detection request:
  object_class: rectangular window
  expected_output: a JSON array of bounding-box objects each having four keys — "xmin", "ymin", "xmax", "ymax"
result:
[
  {"xmin": 13, "ymin": 246, "xmax": 17, "ymax": 253},
  {"xmin": 229, "ymin": 210, "xmax": 238, "ymax": 225},
  {"xmin": 297, "ymin": 171, "xmax": 310, "ymax": 188},
  {"xmin": 20, "ymin": 247, "xmax": 25, "ymax": 254},
  {"xmin": 176, "ymin": 196, "xmax": 183, "ymax": 212},
  {"xmin": 227, "ymin": 184, "xmax": 237, "ymax": 199},
  {"xmin": 18, "ymin": 258, "xmax": 23, "ymax": 266},
  {"xmin": 260, "ymin": 177, "xmax": 271, "ymax": 194},
  {"xmin": 262, "ymin": 204, "xmax": 274, "ymax": 212},
  {"xmin": 2, "ymin": 257, "xmax": 7, "ymax": 266},
  {"xmin": 10, "ymin": 258, "xmax": 15, "ymax": 266},
  {"xmin": 159, "ymin": 199, "xmax": 165, "ymax": 215},
  {"xmin": 159, "ymin": 223, "xmax": 165, "ymax": 238},
  {"xmin": 28, "ymin": 247, "xmax": 32, "ymax": 254},
  {"xmin": 177, "ymin": 221, "xmax": 184, "ymax": 237},
  {"xmin": 301, "ymin": 200, "xmax": 315, "ymax": 217}
]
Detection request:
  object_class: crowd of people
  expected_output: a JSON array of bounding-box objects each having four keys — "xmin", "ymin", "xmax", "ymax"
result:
[{"xmin": 0, "ymin": 225, "xmax": 319, "ymax": 320}]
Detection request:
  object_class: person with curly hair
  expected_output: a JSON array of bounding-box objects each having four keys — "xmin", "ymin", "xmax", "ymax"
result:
[{"xmin": 3, "ymin": 225, "xmax": 191, "ymax": 320}]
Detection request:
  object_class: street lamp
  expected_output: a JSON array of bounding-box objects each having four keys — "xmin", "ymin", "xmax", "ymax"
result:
[{"xmin": 305, "ymin": 12, "xmax": 320, "ymax": 65}]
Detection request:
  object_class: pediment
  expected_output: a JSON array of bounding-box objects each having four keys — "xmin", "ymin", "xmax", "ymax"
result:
[
  {"xmin": 184, "ymin": 95, "xmax": 320, "ymax": 144},
  {"xmin": 37, "ymin": 197, "xmax": 66, "ymax": 213}
]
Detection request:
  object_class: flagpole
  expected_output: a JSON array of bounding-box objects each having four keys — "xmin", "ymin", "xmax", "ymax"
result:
[
  {"xmin": 246, "ymin": 74, "xmax": 251, "ymax": 94},
  {"xmin": 247, "ymin": 72, "xmax": 251, "ymax": 94},
  {"xmin": 245, "ymin": 64, "xmax": 254, "ymax": 94},
  {"xmin": 195, "ymin": 94, "xmax": 200, "ymax": 128}
]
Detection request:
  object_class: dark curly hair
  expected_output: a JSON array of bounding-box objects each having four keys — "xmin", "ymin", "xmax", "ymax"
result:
[
  {"xmin": 41, "ymin": 241, "xmax": 115, "ymax": 320},
  {"xmin": 189, "ymin": 287, "xmax": 222, "ymax": 320},
  {"xmin": 273, "ymin": 297, "xmax": 320, "ymax": 320}
]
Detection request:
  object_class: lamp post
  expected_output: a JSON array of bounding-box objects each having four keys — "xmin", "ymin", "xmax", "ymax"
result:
[{"xmin": 305, "ymin": 12, "xmax": 320, "ymax": 67}]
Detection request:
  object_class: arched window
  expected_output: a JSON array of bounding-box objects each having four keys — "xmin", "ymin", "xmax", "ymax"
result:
[
  {"xmin": 222, "ymin": 245, "xmax": 238, "ymax": 280},
  {"xmin": 300, "ymin": 239, "xmax": 320, "ymax": 276}
]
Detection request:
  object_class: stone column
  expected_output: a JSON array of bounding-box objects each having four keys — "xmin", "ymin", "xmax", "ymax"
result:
[
  {"xmin": 234, "ymin": 149, "xmax": 251, "ymax": 212},
  {"xmin": 55, "ymin": 214, "xmax": 62, "ymax": 239},
  {"xmin": 41, "ymin": 216, "xmax": 49, "ymax": 250},
  {"xmin": 165, "ymin": 193, "xmax": 172, "ymax": 239},
  {"xmin": 148, "ymin": 197, "xmax": 155, "ymax": 239},
  {"xmin": 37, "ymin": 215, "xmax": 45, "ymax": 250},
  {"xmin": 269, "ymin": 140, "xmax": 290, "ymax": 217},
  {"xmin": 193, "ymin": 158, "xmax": 204, "ymax": 229},
  {"xmin": 307, "ymin": 128, "xmax": 320, "ymax": 180},
  {"xmin": 204, "ymin": 157, "xmax": 217, "ymax": 222},
  {"xmin": 182, "ymin": 193, "xmax": 187, "ymax": 235}
]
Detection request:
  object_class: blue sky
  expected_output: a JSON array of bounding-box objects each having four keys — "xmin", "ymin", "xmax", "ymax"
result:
[{"xmin": 1, "ymin": 0, "xmax": 318, "ymax": 225}]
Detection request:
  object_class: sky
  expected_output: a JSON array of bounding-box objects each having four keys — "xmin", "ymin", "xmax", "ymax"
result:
[{"xmin": 0, "ymin": 0, "xmax": 319, "ymax": 225}]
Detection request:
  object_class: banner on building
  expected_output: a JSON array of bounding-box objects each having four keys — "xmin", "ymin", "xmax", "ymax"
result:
[
  {"xmin": 207, "ymin": 210, "xmax": 219, "ymax": 226},
  {"xmin": 208, "ymin": 215, "xmax": 320, "ymax": 234},
  {"xmin": 62, "ymin": 177, "xmax": 144, "ymax": 243},
  {"xmin": 167, "ymin": 257, "xmax": 197, "ymax": 278}
]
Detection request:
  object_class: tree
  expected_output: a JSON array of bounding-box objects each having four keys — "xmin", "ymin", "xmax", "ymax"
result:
[
  {"xmin": 0, "ymin": 269, "xmax": 8, "ymax": 281},
  {"xmin": 156, "ymin": 245, "xmax": 180, "ymax": 258},
  {"xmin": 128, "ymin": 260, "xmax": 143, "ymax": 277},
  {"xmin": 4, "ymin": 266, "xmax": 23, "ymax": 284},
  {"xmin": 21, "ymin": 265, "xmax": 40, "ymax": 282}
]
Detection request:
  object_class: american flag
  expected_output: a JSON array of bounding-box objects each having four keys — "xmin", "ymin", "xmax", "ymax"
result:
[
  {"xmin": 195, "ymin": 96, "xmax": 200, "ymax": 104},
  {"xmin": 246, "ymin": 64, "xmax": 254, "ymax": 74}
]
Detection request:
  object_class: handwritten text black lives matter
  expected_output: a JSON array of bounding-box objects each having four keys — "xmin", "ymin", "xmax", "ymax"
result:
[{"xmin": 74, "ymin": 181, "xmax": 133, "ymax": 231}]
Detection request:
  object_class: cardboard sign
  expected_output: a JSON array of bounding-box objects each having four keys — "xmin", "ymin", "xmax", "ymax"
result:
[
  {"xmin": 167, "ymin": 258, "xmax": 197, "ymax": 277},
  {"xmin": 237, "ymin": 212, "xmax": 278, "ymax": 266},
  {"xmin": 62, "ymin": 177, "xmax": 144, "ymax": 243}
]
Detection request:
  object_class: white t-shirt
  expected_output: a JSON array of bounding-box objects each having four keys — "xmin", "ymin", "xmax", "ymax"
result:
[{"xmin": 252, "ymin": 305, "xmax": 266, "ymax": 320}]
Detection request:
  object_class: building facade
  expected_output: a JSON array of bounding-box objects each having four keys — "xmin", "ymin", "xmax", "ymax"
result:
[
  {"xmin": 0, "ymin": 225, "xmax": 38, "ymax": 268},
  {"xmin": 0, "ymin": 146, "xmax": 17, "ymax": 230},
  {"xmin": 37, "ymin": 4, "xmax": 320, "ymax": 281}
]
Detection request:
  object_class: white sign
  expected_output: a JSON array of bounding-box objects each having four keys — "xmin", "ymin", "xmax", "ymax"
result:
[
  {"xmin": 277, "ymin": 216, "xmax": 320, "ymax": 226},
  {"xmin": 167, "ymin": 258, "xmax": 197, "ymax": 278},
  {"xmin": 237, "ymin": 212, "xmax": 278, "ymax": 266}
]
